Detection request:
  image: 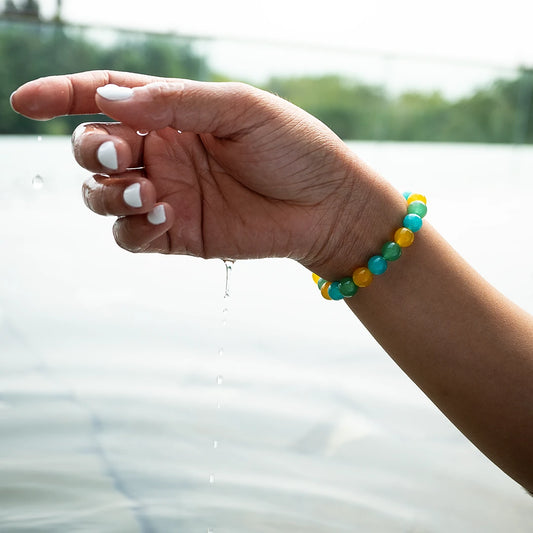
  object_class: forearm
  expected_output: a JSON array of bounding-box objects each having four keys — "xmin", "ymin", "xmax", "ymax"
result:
[{"xmin": 345, "ymin": 217, "xmax": 533, "ymax": 491}]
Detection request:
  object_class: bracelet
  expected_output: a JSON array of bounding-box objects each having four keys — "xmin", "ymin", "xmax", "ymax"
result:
[{"xmin": 312, "ymin": 192, "xmax": 427, "ymax": 300}]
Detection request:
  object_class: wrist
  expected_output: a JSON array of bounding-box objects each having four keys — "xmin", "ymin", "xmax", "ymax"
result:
[{"xmin": 300, "ymin": 157, "xmax": 407, "ymax": 282}]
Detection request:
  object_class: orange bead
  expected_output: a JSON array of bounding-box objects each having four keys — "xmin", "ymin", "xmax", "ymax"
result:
[
  {"xmin": 394, "ymin": 227, "xmax": 415, "ymax": 248},
  {"xmin": 312, "ymin": 272, "xmax": 321, "ymax": 284},
  {"xmin": 352, "ymin": 267, "xmax": 373, "ymax": 288},
  {"xmin": 320, "ymin": 281, "xmax": 332, "ymax": 300},
  {"xmin": 407, "ymin": 193, "xmax": 427, "ymax": 205}
]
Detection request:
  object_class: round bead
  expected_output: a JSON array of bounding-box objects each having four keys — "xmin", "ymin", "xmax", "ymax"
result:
[
  {"xmin": 407, "ymin": 193, "xmax": 427, "ymax": 205},
  {"xmin": 368, "ymin": 255, "xmax": 388, "ymax": 275},
  {"xmin": 407, "ymin": 200, "xmax": 427, "ymax": 218},
  {"xmin": 381, "ymin": 241, "xmax": 402, "ymax": 261},
  {"xmin": 338, "ymin": 276, "xmax": 358, "ymax": 297},
  {"xmin": 352, "ymin": 267, "xmax": 373, "ymax": 287},
  {"xmin": 403, "ymin": 213, "xmax": 423, "ymax": 233},
  {"xmin": 402, "ymin": 191, "xmax": 412, "ymax": 201},
  {"xmin": 394, "ymin": 227, "xmax": 415, "ymax": 247},
  {"xmin": 320, "ymin": 281, "xmax": 332, "ymax": 300},
  {"xmin": 317, "ymin": 278, "xmax": 327, "ymax": 290},
  {"xmin": 328, "ymin": 281, "xmax": 344, "ymax": 301},
  {"xmin": 312, "ymin": 272, "xmax": 320, "ymax": 284}
]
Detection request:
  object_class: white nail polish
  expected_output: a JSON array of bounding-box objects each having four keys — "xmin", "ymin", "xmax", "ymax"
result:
[
  {"xmin": 97, "ymin": 140, "xmax": 118, "ymax": 170},
  {"xmin": 96, "ymin": 84, "xmax": 134, "ymax": 101},
  {"xmin": 123, "ymin": 183, "xmax": 142, "ymax": 208},
  {"xmin": 147, "ymin": 205, "xmax": 166, "ymax": 225}
]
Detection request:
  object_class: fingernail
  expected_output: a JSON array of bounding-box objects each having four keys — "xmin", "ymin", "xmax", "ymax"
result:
[
  {"xmin": 147, "ymin": 205, "xmax": 166, "ymax": 225},
  {"xmin": 96, "ymin": 84, "xmax": 134, "ymax": 101},
  {"xmin": 97, "ymin": 140, "xmax": 118, "ymax": 170},
  {"xmin": 123, "ymin": 183, "xmax": 142, "ymax": 208},
  {"xmin": 9, "ymin": 90, "xmax": 17, "ymax": 109}
]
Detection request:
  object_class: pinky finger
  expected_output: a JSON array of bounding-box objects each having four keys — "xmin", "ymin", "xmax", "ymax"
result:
[{"xmin": 113, "ymin": 203, "xmax": 175, "ymax": 253}]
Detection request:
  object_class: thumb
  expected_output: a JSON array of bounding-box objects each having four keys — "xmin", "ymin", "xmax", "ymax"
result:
[{"xmin": 95, "ymin": 80, "xmax": 274, "ymax": 137}]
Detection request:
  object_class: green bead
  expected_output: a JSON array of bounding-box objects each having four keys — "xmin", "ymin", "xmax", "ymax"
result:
[
  {"xmin": 382, "ymin": 241, "xmax": 402, "ymax": 261},
  {"xmin": 407, "ymin": 200, "xmax": 428, "ymax": 218},
  {"xmin": 338, "ymin": 276, "xmax": 358, "ymax": 297},
  {"xmin": 317, "ymin": 278, "xmax": 327, "ymax": 290}
]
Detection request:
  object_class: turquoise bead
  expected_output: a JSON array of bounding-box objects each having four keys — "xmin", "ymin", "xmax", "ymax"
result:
[
  {"xmin": 382, "ymin": 241, "xmax": 402, "ymax": 261},
  {"xmin": 403, "ymin": 213, "xmax": 423, "ymax": 232},
  {"xmin": 338, "ymin": 277, "xmax": 358, "ymax": 297},
  {"xmin": 407, "ymin": 200, "xmax": 427, "ymax": 218},
  {"xmin": 328, "ymin": 281, "xmax": 344, "ymax": 300},
  {"xmin": 317, "ymin": 278, "xmax": 327, "ymax": 290},
  {"xmin": 402, "ymin": 191, "xmax": 412, "ymax": 200},
  {"xmin": 368, "ymin": 255, "xmax": 388, "ymax": 275}
]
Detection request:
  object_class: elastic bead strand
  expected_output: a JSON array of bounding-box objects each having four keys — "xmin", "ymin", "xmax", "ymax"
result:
[{"xmin": 314, "ymin": 192, "xmax": 426, "ymax": 301}]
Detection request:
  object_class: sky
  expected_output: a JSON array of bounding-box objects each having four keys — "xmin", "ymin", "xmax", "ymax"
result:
[{"xmin": 30, "ymin": 0, "xmax": 533, "ymax": 97}]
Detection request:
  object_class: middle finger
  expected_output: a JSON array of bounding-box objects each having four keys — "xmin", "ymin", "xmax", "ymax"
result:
[{"xmin": 72, "ymin": 122, "xmax": 146, "ymax": 173}]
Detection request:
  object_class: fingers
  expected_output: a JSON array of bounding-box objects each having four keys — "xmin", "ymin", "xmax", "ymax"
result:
[
  {"xmin": 72, "ymin": 122, "xmax": 145, "ymax": 173},
  {"xmin": 11, "ymin": 69, "xmax": 275, "ymax": 137},
  {"xmin": 10, "ymin": 70, "xmax": 164, "ymax": 120},
  {"xmin": 83, "ymin": 174, "xmax": 174, "ymax": 253},
  {"xmin": 82, "ymin": 174, "xmax": 156, "ymax": 216}
]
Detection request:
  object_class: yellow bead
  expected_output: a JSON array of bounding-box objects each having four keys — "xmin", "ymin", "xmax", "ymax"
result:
[
  {"xmin": 407, "ymin": 193, "xmax": 427, "ymax": 205},
  {"xmin": 352, "ymin": 267, "xmax": 373, "ymax": 288},
  {"xmin": 312, "ymin": 272, "xmax": 321, "ymax": 284},
  {"xmin": 320, "ymin": 281, "xmax": 332, "ymax": 300},
  {"xmin": 394, "ymin": 227, "xmax": 415, "ymax": 248}
]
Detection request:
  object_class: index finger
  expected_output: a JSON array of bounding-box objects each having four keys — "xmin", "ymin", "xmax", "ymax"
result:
[{"xmin": 10, "ymin": 70, "xmax": 167, "ymax": 120}]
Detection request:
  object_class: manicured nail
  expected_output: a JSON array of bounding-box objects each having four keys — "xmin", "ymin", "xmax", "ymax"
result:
[
  {"xmin": 97, "ymin": 140, "xmax": 118, "ymax": 170},
  {"xmin": 96, "ymin": 84, "xmax": 134, "ymax": 101},
  {"xmin": 147, "ymin": 205, "xmax": 166, "ymax": 225},
  {"xmin": 123, "ymin": 183, "xmax": 142, "ymax": 208}
]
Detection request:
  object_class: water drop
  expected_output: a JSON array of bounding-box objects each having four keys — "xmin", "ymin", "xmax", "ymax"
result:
[
  {"xmin": 213, "ymin": 440, "xmax": 219, "ymax": 449},
  {"xmin": 221, "ymin": 307, "xmax": 229, "ymax": 326},
  {"xmin": 32, "ymin": 174, "xmax": 44, "ymax": 189},
  {"xmin": 216, "ymin": 375, "xmax": 223, "ymax": 385},
  {"xmin": 37, "ymin": 135, "xmax": 42, "ymax": 142},
  {"xmin": 209, "ymin": 473, "xmax": 215, "ymax": 484},
  {"xmin": 223, "ymin": 259, "xmax": 234, "ymax": 299},
  {"xmin": 218, "ymin": 347, "xmax": 224, "ymax": 357},
  {"xmin": 136, "ymin": 130, "xmax": 150, "ymax": 136}
]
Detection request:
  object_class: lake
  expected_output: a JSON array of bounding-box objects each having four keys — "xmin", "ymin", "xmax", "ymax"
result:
[{"xmin": 0, "ymin": 136, "xmax": 532, "ymax": 532}]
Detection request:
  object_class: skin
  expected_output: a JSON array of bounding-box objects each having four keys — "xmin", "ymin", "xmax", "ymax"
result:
[{"xmin": 11, "ymin": 70, "xmax": 533, "ymax": 493}]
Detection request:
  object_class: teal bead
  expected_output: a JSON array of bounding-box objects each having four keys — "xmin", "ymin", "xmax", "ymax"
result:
[
  {"xmin": 317, "ymin": 278, "xmax": 327, "ymax": 290},
  {"xmin": 368, "ymin": 255, "xmax": 388, "ymax": 275},
  {"xmin": 338, "ymin": 276, "xmax": 358, "ymax": 297},
  {"xmin": 382, "ymin": 241, "xmax": 402, "ymax": 261},
  {"xmin": 407, "ymin": 200, "xmax": 428, "ymax": 218},
  {"xmin": 403, "ymin": 213, "xmax": 423, "ymax": 232},
  {"xmin": 328, "ymin": 281, "xmax": 344, "ymax": 300},
  {"xmin": 402, "ymin": 191, "xmax": 412, "ymax": 200}
]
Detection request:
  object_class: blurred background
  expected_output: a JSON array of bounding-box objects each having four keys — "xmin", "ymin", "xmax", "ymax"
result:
[{"xmin": 1, "ymin": 1, "xmax": 533, "ymax": 532}]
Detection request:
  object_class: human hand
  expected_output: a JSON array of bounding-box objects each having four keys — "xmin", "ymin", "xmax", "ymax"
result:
[{"xmin": 11, "ymin": 71, "xmax": 402, "ymax": 279}]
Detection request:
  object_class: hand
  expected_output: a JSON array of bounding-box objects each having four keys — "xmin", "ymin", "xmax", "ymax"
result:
[{"xmin": 11, "ymin": 70, "xmax": 401, "ymax": 278}]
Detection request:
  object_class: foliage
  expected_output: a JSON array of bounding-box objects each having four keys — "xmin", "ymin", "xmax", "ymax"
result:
[
  {"xmin": 0, "ymin": 21, "xmax": 209, "ymax": 134},
  {"xmin": 1, "ymin": 20, "xmax": 532, "ymax": 143}
]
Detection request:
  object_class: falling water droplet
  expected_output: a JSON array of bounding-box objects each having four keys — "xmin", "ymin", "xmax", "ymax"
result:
[
  {"xmin": 209, "ymin": 473, "xmax": 215, "ymax": 484},
  {"xmin": 216, "ymin": 375, "xmax": 223, "ymax": 385},
  {"xmin": 218, "ymin": 347, "xmax": 224, "ymax": 357},
  {"xmin": 213, "ymin": 440, "xmax": 219, "ymax": 449},
  {"xmin": 223, "ymin": 259, "xmax": 234, "ymax": 299},
  {"xmin": 32, "ymin": 174, "xmax": 44, "ymax": 189},
  {"xmin": 37, "ymin": 135, "xmax": 42, "ymax": 142},
  {"xmin": 221, "ymin": 307, "xmax": 229, "ymax": 326},
  {"xmin": 136, "ymin": 130, "xmax": 150, "ymax": 136}
]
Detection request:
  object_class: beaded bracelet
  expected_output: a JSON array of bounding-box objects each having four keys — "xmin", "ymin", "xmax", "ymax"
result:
[{"xmin": 313, "ymin": 192, "xmax": 427, "ymax": 300}]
